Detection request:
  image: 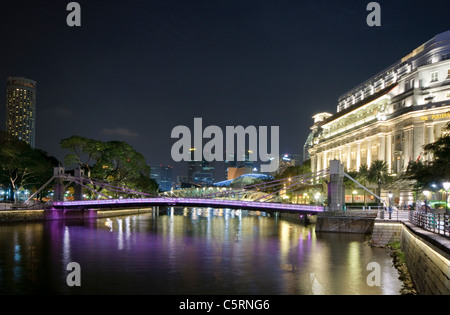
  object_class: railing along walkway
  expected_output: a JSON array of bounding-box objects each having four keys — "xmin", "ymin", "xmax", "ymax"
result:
[{"xmin": 409, "ymin": 211, "xmax": 450, "ymax": 238}]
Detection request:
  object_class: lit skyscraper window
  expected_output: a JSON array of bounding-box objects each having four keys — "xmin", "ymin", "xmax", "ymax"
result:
[{"xmin": 5, "ymin": 77, "xmax": 36, "ymax": 148}]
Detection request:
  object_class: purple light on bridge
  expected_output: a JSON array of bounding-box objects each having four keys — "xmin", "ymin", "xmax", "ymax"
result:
[{"xmin": 51, "ymin": 198, "xmax": 324, "ymax": 213}]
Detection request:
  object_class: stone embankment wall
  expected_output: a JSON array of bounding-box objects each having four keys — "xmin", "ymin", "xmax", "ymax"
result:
[
  {"xmin": 372, "ymin": 221, "xmax": 450, "ymax": 295},
  {"xmin": 0, "ymin": 210, "xmax": 45, "ymax": 222},
  {"xmin": 371, "ymin": 222, "xmax": 403, "ymax": 245},
  {"xmin": 315, "ymin": 211, "xmax": 378, "ymax": 234},
  {"xmin": 0, "ymin": 208, "xmax": 156, "ymax": 222},
  {"xmin": 400, "ymin": 223, "xmax": 450, "ymax": 295}
]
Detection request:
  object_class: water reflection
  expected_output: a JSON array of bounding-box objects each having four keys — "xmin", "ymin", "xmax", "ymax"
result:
[{"xmin": 0, "ymin": 208, "xmax": 402, "ymax": 295}]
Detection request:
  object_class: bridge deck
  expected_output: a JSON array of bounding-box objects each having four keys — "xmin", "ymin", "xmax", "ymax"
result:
[{"xmin": 50, "ymin": 197, "xmax": 324, "ymax": 213}]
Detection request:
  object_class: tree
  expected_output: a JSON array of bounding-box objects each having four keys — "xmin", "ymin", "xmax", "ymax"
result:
[
  {"xmin": 368, "ymin": 160, "xmax": 391, "ymax": 202},
  {"xmin": 405, "ymin": 123, "xmax": 450, "ymax": 192},
  {"xmin": 422, "ymin": 122, "xmax": 450, "ymax": 181},
  {"xmin": 61, "ymin": 136, "xmax": 158, "ymax": 195},
  {"xmin": 60, "ymin": 135, "xmax": 102, "ymax": 178},
  {"xmin": 275, "ymin": 164, "xmax": 311, "ymax": 180},
  {"xmin": 0, "ymin": 132, "xmax": 57, "ymax": 203}
]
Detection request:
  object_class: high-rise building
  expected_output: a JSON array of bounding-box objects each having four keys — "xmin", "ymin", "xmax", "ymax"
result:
[
  {"xmin": 6, "ymin": 77, "xmax": 36, "ymax": 148},
  {"xmin": 150, "ymin": 165, "xmax": 174, "ymax": 191},
  {"xmin": 185, "ymin": 148, "xmax": 215, "ymax": 186}
]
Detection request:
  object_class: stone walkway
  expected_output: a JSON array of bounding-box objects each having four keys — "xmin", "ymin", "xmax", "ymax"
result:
[{"xmin": 375, "ymin": 209, "xmax": 410, "ymax": 222}]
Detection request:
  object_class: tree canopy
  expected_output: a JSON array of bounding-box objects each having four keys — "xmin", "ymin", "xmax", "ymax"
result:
[
  {"xmin": 405, "ymin": 122, "xmax": 450, "ymax": 190},
  {"xmin": 60, "ymin": 136, "xmax": 158, "ymax": 194},
  {"xmin": 0, "ymin": 131, "xmax": 58, "ymax": 202}
]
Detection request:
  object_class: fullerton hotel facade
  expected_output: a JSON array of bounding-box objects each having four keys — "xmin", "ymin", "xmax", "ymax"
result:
[{"xmin": 306, "ymin": 30, "xmax": 450, "ymax": 201}]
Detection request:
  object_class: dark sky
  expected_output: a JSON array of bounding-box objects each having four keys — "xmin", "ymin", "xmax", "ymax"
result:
[{"xmin": 0, "ymin": 0, "xmax": 449, "ymax": 180}]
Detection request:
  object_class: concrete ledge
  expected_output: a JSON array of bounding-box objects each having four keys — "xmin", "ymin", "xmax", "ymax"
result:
[
  {"xmin": 0, "ymin": 210, "xmax": 45, "ymax": 222},
  {"xmin": 315, "ymin": 211, "xmax": 378, "ymax": 234},
  {"xmin": 97, "ymin": 208, "xmax": 154, "ymax": 218},
  {"xmin": 0, "ymin": 208, "xmax": 156, "ymax": 223},
  {"xmin": 401, "ymin": 223, "xmax": 450, "ymax": 294},
  {"xmin": 402, "ymin": 221, "xmax": 450, "ymax": 260}
]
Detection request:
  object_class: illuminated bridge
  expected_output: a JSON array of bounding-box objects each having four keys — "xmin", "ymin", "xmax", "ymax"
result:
[
  {"xmin": 50, "ymin": 198, "xmax": 324, "ymax": 213},
  {"xmin": 26, "ymin": 160, "xmax": 383, "ymax": 215}
]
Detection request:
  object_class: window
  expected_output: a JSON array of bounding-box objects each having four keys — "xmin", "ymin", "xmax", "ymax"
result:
[{"xmin": 431, "ymin": 71, "xmax": 439, "ymax": 82}]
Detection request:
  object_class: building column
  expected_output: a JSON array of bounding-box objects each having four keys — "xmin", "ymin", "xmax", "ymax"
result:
[
  {"xmin": 347, "ymin": 145, "xmax": 351, "ymax": 171},
  {"xmin": 404, "ymin": 128, "xmax": 412, "ymax": 170},
  {"xmin": 311, "ymin": 154, "xmax": 317, "ymax": 174},
  {"xmin": 323, "ymin": 151, "xmax": 328, "ymax": 169},
  {"xmin": 367, "ymin": 138, "xmax": 372, "ymax": 167},
  {"xmin": 427, "ymin": 124, "xmax": 435, "ymax": 161},
  {"xmin": 378, "ymin": 134, "xmax": 386, "ymax": 163},
  {"xmin": 356, "ymin": 142, "xmax": 362, "ymax": 171},
  {"xmin": 317, "ymin": 152, "xmax": 322, "ymax": 172},
  {"xmin": 386, "ymin": 133, "xmax": 392, "ymax": 173}
]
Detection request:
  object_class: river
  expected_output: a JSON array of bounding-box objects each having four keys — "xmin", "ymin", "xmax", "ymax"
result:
[{"xmin": 0, "ymin": 208, "xmax": 403, "ymax": 295}]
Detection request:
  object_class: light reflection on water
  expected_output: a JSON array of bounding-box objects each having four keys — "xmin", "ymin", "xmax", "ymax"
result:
[{"xmin": 0, "ymin": 208, "xmax": 402, "ymax": 295}]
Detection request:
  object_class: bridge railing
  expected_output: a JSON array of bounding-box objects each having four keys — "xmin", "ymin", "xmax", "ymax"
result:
[
  {"xmin": 409, "ymin": 211, "xmax": 450, "ymax": 238},
  {"xmin": 50, "ymin": 197, "xmax": 325, "ymax": 212}
]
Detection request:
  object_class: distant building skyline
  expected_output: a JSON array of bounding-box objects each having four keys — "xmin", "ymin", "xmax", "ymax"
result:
[
  {"xmin": 150, "ymin": 165, "xmax": 174, "ymax": 192},
  {"xmin": 5, "ymin": 76, "xmax": 36, "ymax": 148}
]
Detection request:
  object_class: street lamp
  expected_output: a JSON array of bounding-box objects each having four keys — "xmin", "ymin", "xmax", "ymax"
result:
[
  {"xmin": 388, "ymin": 192, "xmax": 393, "ymax": 219},
  {"xmin": 315, "ymin": 192, "xmax": 321, "ymax": 206},
  {"xmin": 423, "ymin": 190, "xmax": 430, "ymax": 213},
  {"xmin": 443, "ymin": 182, "xmax": 450, "ymax": 214}
]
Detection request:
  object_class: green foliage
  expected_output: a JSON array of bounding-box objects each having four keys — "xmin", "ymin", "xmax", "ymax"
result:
[
  {"xmin": 275, "ymin": 164, "xmax": 311, "ymax": 180},
  {"xmin": 0, "ymin": 131, "xmax": 57, "ymax": 201},
  {"xmin": 60, "ymin": 136, "xmax": 158, "ymax": 193},
  {"xmin": 405, "ymin": 160, "xmax": 433, "ymax": 191},
  {"xmin": 405, "ymin": 123, "xmax": 450, "ymax": 189},
  {"xmin": 367, "ymin": 160, "xmax": 392, "ymax": 197}
]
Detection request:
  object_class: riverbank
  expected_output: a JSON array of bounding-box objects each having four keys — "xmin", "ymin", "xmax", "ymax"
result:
[
  {"xmin": 0, "ymin": 210, "xmax": 45, "ymax": 222},
  {"xmin": 0, "ymin": 208, "xmax": 156, "ymax": 223},
  {"xmin": 387, "ymin": 242, "xmax": 417, "ymax": 295},
  {"xmin": 369, "ymin": 240, "xmax": 417, "ymax": 295}
]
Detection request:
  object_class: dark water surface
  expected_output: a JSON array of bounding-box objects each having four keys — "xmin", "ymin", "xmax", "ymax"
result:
[{"xmin": 0, "ymin": 208, "xmax": 402, "ymax": 295}]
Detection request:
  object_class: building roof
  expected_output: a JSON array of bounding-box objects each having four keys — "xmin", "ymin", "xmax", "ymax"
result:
[
  {"xmin": 322, "ymin": 83, "xmax": 397, "ymax": 126},
  {"xmin": 213, "ymin": 173, "xmax": 274, "ymax": 187}
]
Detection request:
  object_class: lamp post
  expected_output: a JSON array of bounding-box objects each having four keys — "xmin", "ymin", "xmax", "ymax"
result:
[
  {"xmin": 315, "ymin": 192, "xmax": 320, "ymax": 206},
  {"xmin": 423, "ymin": 190, "xmax": 430, "ymax": 213},
  {"xmin": 388, "ymin": 192, "xmax": 393, "ymax": 219},
  {"xmin": 443, "ymin": 182, "xmax": 450, "ymax": 214}
]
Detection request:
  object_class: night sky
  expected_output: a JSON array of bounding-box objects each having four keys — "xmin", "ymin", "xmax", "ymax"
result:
[{"xmin": 0, "ymin": 0, "xmax": 449, "ymax": 181}]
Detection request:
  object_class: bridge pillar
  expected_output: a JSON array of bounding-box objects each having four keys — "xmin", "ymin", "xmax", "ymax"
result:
[
  {"xmin": 53, "ymin": 167, "xmax": 65, "ymax": 202},
  {"xmin": 74, "ymin": 168, "xmax": 85, "ymax": 201},
  {"xmin": 327, "ymin": 160, "xmax": 345, "ymax": 212}
]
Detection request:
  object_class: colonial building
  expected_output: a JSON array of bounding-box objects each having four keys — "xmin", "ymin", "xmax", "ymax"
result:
[
  {"xmin": 307, "ymin": 30, "xmax": 450, "ymax": 204},
  {"xmin": 308, "ymin": 30, "xmax": 450, "ymax": 174}
]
